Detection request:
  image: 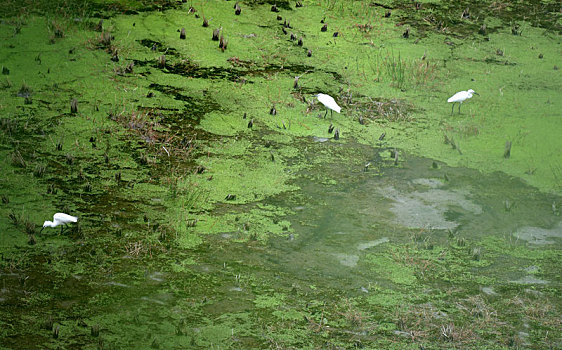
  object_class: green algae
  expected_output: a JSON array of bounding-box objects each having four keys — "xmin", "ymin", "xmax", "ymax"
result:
[
  {"xmin": 364, "ymin": 252, "xmax": 418, "ymax": 286},
  {"xmin": 191, "ymin": 153, "xmax": 299, "ymax": 205},
  {"xmin": 0, "ymin": 1, "xmax": 561, "ymax": 349},
  {"xmin": 254, "ymin": 292, "xmax": 286, "ymax": 309}
]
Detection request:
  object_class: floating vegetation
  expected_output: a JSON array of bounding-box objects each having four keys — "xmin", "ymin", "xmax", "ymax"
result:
[{"xmin": 0, "ymin": 2, "xmax": 560, "ymax": 350}]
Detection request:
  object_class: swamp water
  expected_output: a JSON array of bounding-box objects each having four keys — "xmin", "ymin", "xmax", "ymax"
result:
[{"xmin": 0, "ymin": 0, "xmax": 560, "ymax": 349}]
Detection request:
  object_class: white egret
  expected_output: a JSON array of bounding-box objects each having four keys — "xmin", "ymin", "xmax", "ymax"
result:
[
  {"xmin": 447, "ymin": 89, "xmax": 479, "ymax": 114},
  {"xmin": 41, "ymin": 213, "xmax": 78, "ymax": 234},
  {"xmin": 315, "ymin": 93, "xmax": 341, "ymax": 118}
]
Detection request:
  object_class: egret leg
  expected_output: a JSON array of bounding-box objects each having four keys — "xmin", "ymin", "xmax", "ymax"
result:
[
  {"xmin": 450, "ymin": 103, "xmax": 455, "ymax": 115},
  {"xmin": 458, "ymin": 103, "xmax": 462, "ymax": 114},
  {"xmin": 60, "ymin": 226, "xmax": 64, "ymax": 235},
  {"xmin": 323, "ymin": 109, "xmax": 328, "ymax": 119}
]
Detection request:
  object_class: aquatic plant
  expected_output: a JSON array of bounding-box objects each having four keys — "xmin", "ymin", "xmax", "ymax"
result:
[
  {"xmin": 0, "ymin": 77, "xmax": 12, "ymax": 89},
  {"xmin": 33, "ymin": 163, "xmax": 46, "ymax": 178},
  {"xmin": 8, "ymin": 210, "xmax": 36, "ymax": 236},
  {"xmin": 10, "ymin": 150, "xmax": 27, "ymax": 168},
  {"xmin": 47, "ymin": 19, "xmax": 64, "ymax": 40}
]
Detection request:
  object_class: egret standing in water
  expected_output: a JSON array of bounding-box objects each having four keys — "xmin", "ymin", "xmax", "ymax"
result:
[
  {"xmin": 41, "ymin": 213, "xmax": 78, "ymax": 234},
  {"xmin": 447, "ymin": 89, "xmax": 479, "ymax": 115},
  {"xmin": 315, "ymin": 93, "xmax": 341, "ymax": 118}
]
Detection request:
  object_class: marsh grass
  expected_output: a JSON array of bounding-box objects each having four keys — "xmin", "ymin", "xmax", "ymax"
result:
[
  {"xmin": 471, "ymin": 247, "xmax": 482, "ymax": 261},
  {"xmin": 1, "ymin": 77, "xmax": 12, "ymax": 89},
  {"xmin": 169, "ymin": 182, "xmax": 207, "ymax": 243},
  {"xmin": 319, "ymin": 0, "xmax": 379, "ymax": 18},
  {"xmin": 442, "ymin": 121, "xmax": 481, "ymax": 138},
  {"xmin": 338, "ymin": 299, "xmax": 365, "ymax": 328},
  {"xmin": 24, "ymin": 221, "xmax": 36, "ymax": 235},
  {"xmin": 384, "ymin": 51, "xmax": 405, "ymax": 89},
  {"xmin": 369, "ymin": 51, "xmax": 439, "ymax": 90},
  {"xmin": 443, "ymin": 133, "xmax": 462, "ymax": 154},
  {"xmin": 8, "ymin": 210, "xmax": 36, "ymax": 235},
  {"xmin": 342, "ymin": 94, "xmax": 413, "ymax": 122},
  {"xmin": 392, "ymin": 301, "xmax": 500, "ymax": 346},
  {"xmin": 65, "ymin": 153, "xmax": 74, "ymax": 165},
  {"xmin": 110, "ymin": 109, "xmax": 158, "ymax": 143},
  {"xmin": 87, "ymin": 30, "xmax": 114, "ymax": 52},
  {"xmin": 11, "ymin": 150, "xmax": 27, "ymax": 168},
  {"xmin": 46, "ymin": 18, "xmax": 65, "ymax": 42},
  {"xmin": 124, "ymin": 241, "xmax": 146, "ymax": 257},
  {"xmin": 17, "ymin": 82, "xmax": 32, "ymax": 97},
  {"xmin": 0, "ymin": 117, "xmax": 17, "ymax": 137},
  {"xmin": 33, "ymin": 163, "xmax": 47, "ymax": 177}
]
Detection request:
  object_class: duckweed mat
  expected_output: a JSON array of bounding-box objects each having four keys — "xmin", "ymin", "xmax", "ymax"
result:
[{"xmin": 0, "ymin": 1, "xmax": 560, "ymax": 349}]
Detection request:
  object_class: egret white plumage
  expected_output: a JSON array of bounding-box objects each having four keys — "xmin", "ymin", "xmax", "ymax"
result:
[
  {"xmin": 315, "ymin": 93, "xmax": 341, "ymax": 118},
  {"xmin": 447, "ymin": 89, "xmax": 479, "ymax": 115},
  {"xmin": 41, "ymin": 213, "xmax": 78, "ymax": 234}
]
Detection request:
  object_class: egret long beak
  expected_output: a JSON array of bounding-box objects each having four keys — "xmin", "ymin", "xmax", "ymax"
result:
[
  {"xmin": 473, "ymin": 92, "xmax": 480, "ymax": 96},
  {"xmin": 39, "ymin": 226, "xmax": 45, "ymax": 234}
]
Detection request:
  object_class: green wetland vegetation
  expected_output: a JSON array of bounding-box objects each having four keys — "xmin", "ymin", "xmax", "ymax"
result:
[{"xmin": 0, "ymin": 0, "xmax": 560, "ymax": 348}]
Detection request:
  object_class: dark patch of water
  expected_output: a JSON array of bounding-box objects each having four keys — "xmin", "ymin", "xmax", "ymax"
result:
[
  {"xmin": 147, "ymin": 83, "xmax": 223, "ymax": 121},
  {"xmin": 164, "ymin": 61, "xmax": 340, "ymax": 83},
  {"xmin": 0, "ymin": 0, "xmax": 181, "ymax": 19},
  {"xmin": 247, "ymin": 0, "xmax": 293, "ymax": 11},
  {"xmin": 484, "ymin": 57, "xmax": 517, "ymax": 66},
  {"xmin": 393, "ymin": 0, "xmax": 561, "ymax": 37},
  {"xmin": 261, "ymin": 139, "xmax": 561, "ymax": 288},
  {"xmin": 137, "ymin": 39, "xmax": 179, "ymax": 56},
  {"xmin": 89, "ymin": 0, "xmax": 182, "ymax": 16},
  {"xmin": 133, "ymin": 52, "xmax": 344, "ymax": 84}
]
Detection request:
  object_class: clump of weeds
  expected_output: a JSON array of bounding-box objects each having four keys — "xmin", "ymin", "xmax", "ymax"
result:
[
  {"xmin": 87, "ymin": 30, "xmax": 114, "ymax": 52},
  {"xmin": 33, "ymin": 163, "xmax": 47, "ymax": 178},
  {"xmin": 11, "ymin": 149, "xmax": 27, "ymax": 168},
  {"xmin": 47, "ymin": 19, "xmax": 65, "ymax": 42},
  {"xmin": 338, "ymin": 298, "xmax": 366, "ymax": 328},
  {"xmin": 8, "ymin": 210, "xmax": 36, "ymax": 236},
  {"xmin": 337, "ymin": 88, "xmax": 414, "ymax": 123},
  {"xmin": 109, "ymin": 108, "xmax": 193, "ymax": 160},
  {"xmin": 368, "ymin": 50, "xmax": 440, "ymax": 90}
]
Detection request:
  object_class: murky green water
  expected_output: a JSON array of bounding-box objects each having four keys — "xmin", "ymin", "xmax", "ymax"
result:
[{"xmin": 1, "ymin": 0, "xmax": 560, "ymax": 349}]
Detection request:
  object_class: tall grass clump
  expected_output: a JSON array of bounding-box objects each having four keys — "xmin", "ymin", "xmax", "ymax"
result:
[
  {"xmin": 369, "ymin": 50, "xmax": 439, "ymax": 90},
  {"xmin": 169, "ymin": 185, "xmax": 207, "ymax": 248}
]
